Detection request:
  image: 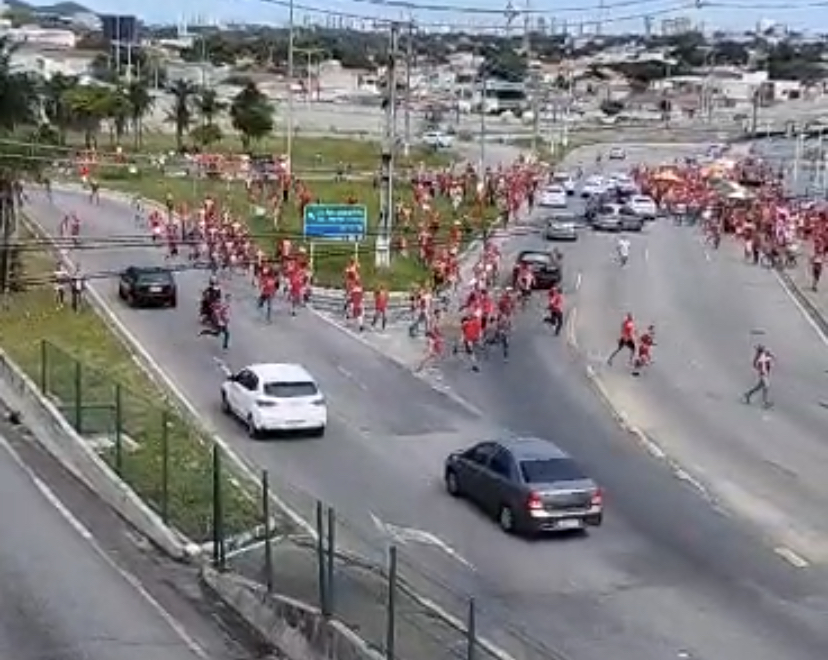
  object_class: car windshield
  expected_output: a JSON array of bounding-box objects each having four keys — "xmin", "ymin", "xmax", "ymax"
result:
[
  {"xmin": 520, "ymin": 458, "xmax": 586, "ymax": 484},
  {"xmin": 546, "ymin": 186, "xmax": 565, "ymax": 194},
  {"xmin": 263, "ymin": 381, "xmax": 319, "ymax": 398},
  {"xmin": 136, "ymin": 270, "xmax": 173, "ymax": 285},
  {"xmin": 633, "ymin": 196, "xmax": 652, "ymax": 203}
]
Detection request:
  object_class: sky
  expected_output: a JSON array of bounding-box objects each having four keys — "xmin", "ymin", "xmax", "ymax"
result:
[{"xmin": 28, "ymin": 0, "xmax": 828, "ymax": 34}]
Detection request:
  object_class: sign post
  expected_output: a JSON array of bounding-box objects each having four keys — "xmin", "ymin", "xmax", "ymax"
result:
[{"xmin": 303, "ymin": 204, "xmax": 368, "ymax": 268}]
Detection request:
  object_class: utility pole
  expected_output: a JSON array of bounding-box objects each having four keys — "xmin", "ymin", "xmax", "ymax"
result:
[
  {"xmin": 293, "ymin": 46, "xmax": 325, "ymax": 102},
  {"xmin": 403, "ymin": 19, "xmax": 414, "ymax": 158},
  {"xmin": 376, "ymin": 23, "xmax": 399, "ymax": 269},
  {"xmin": 0, "ymin": 183, "xmax": 16, "ymax": 296},
  {"xmin": 524, "ymin": 0, "xmax": 539, "ymax": 154},
  {"xmin": 286, "ymin": 0, "xmax": 295, "ymax": 171},
  {"xmin": 479, "ymin": 56, "xmax": 487, "ymax": 174}
]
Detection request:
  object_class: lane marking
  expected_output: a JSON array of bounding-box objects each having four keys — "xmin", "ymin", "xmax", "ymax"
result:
[
  {"xmin": 336, "ymin": 365, "xmax": 368, "ymax": 391},
  {"xmin": 704, "ymin": 251, "xmax": 712, "ymax": 262},
  {"xmin": 574, "ymin": 271, "xmax": 583, "ymax": 292},
  {"xmin": 643, "ymin": 247, "xmax": 649, "ymax": 263},
  {"xmin": 0, "ymin": 434, "xmax": 210, "ymax": 658},
  {"xmin": 370, "ymin": 513, "xmax": 474, "ymax": 570},
  {"xmin": 774, "ymin": 546, "xmax": 809, "ymax": 568},
  {"xmin": 772, "ymin": 270, "xmax": 828, "ymax": 349},
  {"xmin": 565, "ymin": 306, "xmax": 579, "ymax": 349}
]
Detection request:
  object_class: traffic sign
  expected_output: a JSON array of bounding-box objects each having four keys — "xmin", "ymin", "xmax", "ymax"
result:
[{"xmin": 303, "ymin": 204, "xmax": 367, "ymax": 242}]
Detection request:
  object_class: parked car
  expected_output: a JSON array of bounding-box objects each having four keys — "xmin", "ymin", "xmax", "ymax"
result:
[
  {"xmin": 511, "ymin": 250, "xmax": 563, "ymax": 289},
  {"xmin": 551, "ymin": 172, "xmax": 576, "ymax": 195},
  {"xmin": 421, "ymin": 131, "xmax": 454, "ymax": 149},
  {"xmin": 608, "ymin": 147, "xmax": 626, "ymax": 160},
  {"xmin": 538, "ymin": 185, "xmax": 568, "ymax": 208},
  {"xmin": 220, "ymin": 362, "xmax": 327, "ymax": 438},
  {"xmin": 118, "ymin": 266, "xmax": 177, "ymax": 308},
  {"xmin": 545, "ymin": 213, "xmax": 578, "ymax": 241},
  {"xmin": 444, "ymin": 437, "xmax": 604, "ymax": 535}
]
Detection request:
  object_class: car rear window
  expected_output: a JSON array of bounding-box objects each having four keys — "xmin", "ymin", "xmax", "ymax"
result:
[
  {"xmin": 520, "ymin": 253, "xmax": 552, "ymax": 265},
  {"xmin": 263, "ymin": 381, "xmax": 319, "ymax": 398},
  {"xmin": 519, "ymin": 458, "xmax": 586, "ymax": 483},
  {"xmin": 136, "ymin": 270, "xmax": 173, "ymax": 285}
]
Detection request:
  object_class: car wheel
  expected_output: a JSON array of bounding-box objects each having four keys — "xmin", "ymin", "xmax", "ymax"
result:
[
  {"xmin": 498, "ymin": 504, "xmax": 516, "ymax": 533},
  {"xmin": 220, "ymin": 391, "xmax": 230, "ymax": 414},
  {"xmin": 126, "ymin": 291, "xmax": 135, "ymax": 307},
  {"xmin": 246, "ymin": 415, "xmax": 260, "ymax": 439},
  {"xmin": 445, "ymin": 470, "xmax": 461, "ymax": 497}
]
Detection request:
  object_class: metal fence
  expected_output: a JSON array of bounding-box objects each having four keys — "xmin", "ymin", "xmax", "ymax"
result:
[{"xmin": 37, "ymin": 339, "xmax": 266, "ymax": 542}]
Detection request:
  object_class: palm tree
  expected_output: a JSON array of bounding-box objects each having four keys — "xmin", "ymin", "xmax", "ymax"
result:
[
  {"xmin": 0, "ymin": 37, "xmax": 44, "ymax": 293},
  {"xmin": 167, "ymin": 79, "xmax": 196, "ymax": 151},
  {"xmin": 105, "ymin": 86, "xmax": 132, "ymax": 146},
  {"xmin": 63, "ymin": 84, "xmax": 110, "ymax": 149},
  {"xmin": 41, "ymin": 72, "xmax": 78, "ymax": 145},
  {"xmin": 196, "ymin": 88, "xmax": 225, "ymax": 127},
  {"xmin": 126, "ymin": 79, "xmax": 153, "ymax": 148},
  {"xmin": 230, "ymin": 82, "xmax": 274, "ymax": 151}
]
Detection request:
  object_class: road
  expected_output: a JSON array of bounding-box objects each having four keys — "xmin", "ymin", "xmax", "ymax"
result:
[
  {"xmin": 23, "ymin": 144, "xmax": 828, "ymax": 660},
  {"xmin": 0, "ymin": 431, "xmax": 210, "ymax": 660}
]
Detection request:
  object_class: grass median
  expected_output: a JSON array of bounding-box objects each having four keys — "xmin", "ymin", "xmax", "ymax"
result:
[{"xmin": 0, "ymin": 225, "xmax": 262, "ymax": 542}]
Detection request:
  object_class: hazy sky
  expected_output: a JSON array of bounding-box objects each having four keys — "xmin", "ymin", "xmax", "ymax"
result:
[{"xmin": 30, "ymin": 0, "xmax": 827, "ymax": 33}]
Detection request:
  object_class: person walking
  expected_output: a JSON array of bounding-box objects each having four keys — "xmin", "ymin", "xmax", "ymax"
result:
[{"xmin": 743, "ymin": 344, "xmax": 774, "ymax": 409}]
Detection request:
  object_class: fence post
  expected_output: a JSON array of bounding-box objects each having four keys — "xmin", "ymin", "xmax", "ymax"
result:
[
  {"xmin": 73, "ymin": 359, "xmax": 82, "ymax": 433},
  {"xmin": 212, "ymin": 446, "xmax": 225, "ymax": 570},
  {"xmin": 466, "ymin": 598, "xmax": 477, "ymax": 660},
  {"xmin": 262, "ymin": 470, "xmax": 273, "ymax": 593},
  {"xmin": 160, "ymin": 411, "xmax": 169, "ymax": 524},
  {"xmin": 326, "ymin": 506, "xmax": 336, "ymax": 615},
  {"xmin": 315, "ymin": 501, "xmax": 328, "ymax": 615},
  {"xmin": 39, "ymin": 340, "xmax": 47, "ymax": 392},
  {"xmin": 114, "ymin": 384, "xmax": 123, "ymax": 476},
  {"xmin": 385, "ymin": 545, "xmax": 398, "ymax": 660}
]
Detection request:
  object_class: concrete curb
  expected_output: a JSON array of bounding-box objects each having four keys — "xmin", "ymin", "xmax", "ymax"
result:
[
  {"xmin": 775, "ymin": 269, "xmax": 828, "ymax": 341},
  {"xmin": 201, "ymin": 567, "xmax": 387, "ymax": 660},
  {"xmin": 0, "ymin": 348, "xmax": 189, "ymax": 559}
]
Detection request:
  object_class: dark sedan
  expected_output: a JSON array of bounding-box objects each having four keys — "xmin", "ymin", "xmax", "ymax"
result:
[
  {"xmin": 444, "ymin": 437, "xmax": 604, "ymax": 535},
  {"xmin": 118, "ymin": 266, "xmax": 177, "ymax": 308},
  {"xmin": 511, "ymin": 250, "xmax": 562, "ymax": 289}
]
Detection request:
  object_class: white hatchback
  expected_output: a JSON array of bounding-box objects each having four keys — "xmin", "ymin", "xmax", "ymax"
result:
[
  {"xmin": 539, "ymin": 185, "xmax": 568, "ymax": 208},
  {"xmin": 221, "ymin": 363, "xmax": 327, "ymax": 437},
  {"xmin": 627, "ymin": 195, "xmax": 658, "ymax": 219},
  {"xmin": 581, "ymin": 176, "xmax": 607, "ymax": 198}
]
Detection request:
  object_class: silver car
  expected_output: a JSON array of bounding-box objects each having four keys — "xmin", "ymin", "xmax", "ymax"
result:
[
  {"xmin": 444, "ymin": 437, "xmax": 604, "ymax": 535},
  {"xmin": 545, "ymin": 214, "xmax": 578, "ymax": 241}
]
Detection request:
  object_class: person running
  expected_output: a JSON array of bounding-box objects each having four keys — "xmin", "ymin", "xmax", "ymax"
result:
[
  {"xmin": 811, "ymin": 252, "xmax": 823, "ymax": 292},
  {"xmin": 743, "ymin": 344, "xmax": 774, "ymax": 408},
  {"xmin": 632, "ymin": 324, "xmax": 656, "ymax": 375},
  {"xmin": 607, "ymin": 313, "xmax": 636, "ymax": 366},
  {"xmin": 199, "ymin": 293, "xmax": 231, "ymax": 350},
  {"xmin": 372, "ymin": 285, "xmax": 389, "ymax": 331},
  {"xmin": 257, "ymin": 268, "xmax": 278, "ymax": 323},
  {"xmin": 416, "ymin": 322, "xmax": 445, "ymax": 373},
  {"xmin": 544, "ymin": 285, "xmax": 564, "ymax": 336},
  {"xmin": 616, "ymin": 236, "xmax": 631, "ymax": 267},
  {"xmin": 459, "ymin": 312, "xmax": 482, "ymax": 372}
]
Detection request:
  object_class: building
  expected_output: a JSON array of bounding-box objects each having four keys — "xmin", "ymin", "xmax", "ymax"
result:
[
  {"xmin": 0, "ymin": 24, "xmax": 76, "ymax": 48},
  {"xmin": 661, "ymin": 16, "xmax": 693, "ymax": 37}
]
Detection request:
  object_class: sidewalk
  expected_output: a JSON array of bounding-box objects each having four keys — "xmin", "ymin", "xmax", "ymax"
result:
[{"xmin": 778, "ymin": 254, "xmax": 828, "ymax": 338}]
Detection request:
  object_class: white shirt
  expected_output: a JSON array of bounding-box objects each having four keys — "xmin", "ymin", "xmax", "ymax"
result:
[{"xmin": 617, "ymin": 239, "xmax": 631, "ymax": 257}]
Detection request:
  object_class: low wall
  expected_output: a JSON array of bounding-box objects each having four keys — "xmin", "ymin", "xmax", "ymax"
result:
[{"xmin": 202, "ymin": 567, "xmax": 385, "ymax": 660}]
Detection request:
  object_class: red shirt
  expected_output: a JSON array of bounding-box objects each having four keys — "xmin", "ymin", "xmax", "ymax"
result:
[
  {"xmin": 621, "ymin": 319, "xmax": 635, "ymax": 341},
  {"xmin": 462, "ymin": 317, "xmax": 482, "ymax": 342},
  {"xmin": 260, "ymin": 275, "xmax": 277, "ymax": 297},
  {"xmin": 548, "ymin": 290, "xmax": 563, "ymax": 311},
  {"xmin": 374, "ymin": 290, "xmax": 389, "ymax": 312}
]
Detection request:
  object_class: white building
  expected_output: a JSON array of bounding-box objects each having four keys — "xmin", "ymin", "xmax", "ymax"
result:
[{"xmin": 0, "ymin": 24, "xmax": 77, "ymax": 49}]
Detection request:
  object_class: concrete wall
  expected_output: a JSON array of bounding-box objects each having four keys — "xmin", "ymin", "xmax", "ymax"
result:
[{"xmin": 202, "ymin": 568, "xmax": 385, "ymax": 660}]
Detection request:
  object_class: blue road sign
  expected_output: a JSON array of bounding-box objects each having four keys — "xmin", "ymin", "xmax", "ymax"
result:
[{"xmin": 303, "ymin": 204, "xmax": 368, "ymax": 242}]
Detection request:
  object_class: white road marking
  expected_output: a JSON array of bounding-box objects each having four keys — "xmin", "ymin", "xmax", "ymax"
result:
[
  {"xmin": 565, "ymin": 306, "xmax": 579, "ymax": 349},
  {"xmin": 774, "ymin": 546, "xmax": 810, "ymax": 568},
  {"xmin": 574, "ymin": 271, "xmax": 583, "ymax": 292},
  {"xmin": 0, "ymin": 434, "xmax": 210, "ymax": 658},
  {"xmin": 370, "ymin": 513, "xmax": 474, "ymax": 569},
  {"xmin": 336, "ymin": 365, "xmax": 368, "ymax": 391},
  {"xmin": 704, "ymin": 251, "xmax": 712, "ymax": 262},
  {"xmin": 643, "ymin": 247, "xmax": 649, "ymax": 263},
  {"xmin": 773, "ymin": 270, "xmax": 828, "ymax": 349}
]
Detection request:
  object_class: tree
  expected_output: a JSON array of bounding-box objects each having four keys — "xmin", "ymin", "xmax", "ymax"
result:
[
  {"xmin": 196, "ymin": 88, "xmax": 226, "ymax": 127},
  {"xmin": 41, "ymin": 73, "xmax": 78, "ymax": 145},
  {"xmin": 166, "ymin": 79, "xmax": 197, "ymax": 151},
  {"xmin": 62, "ymin": 85, "xmax": 111, "ymax": 149},
  {"xmin": 230, "ymin": 82, "xmax": 274, "ymax": 150},
  {"xmin": 103, "ymin": 86, "xmax": 132, "ymax": 146},
  {"xmin": 191, "ymin": 124, "xmax": 223, "ymax": 147},
  {"xmin": 126, "ymin": 80, "xmax": 153, "ymax": 149},
  {"xmin": 480, "ymin": 45, "xmax": 527, "ymax": 82}
]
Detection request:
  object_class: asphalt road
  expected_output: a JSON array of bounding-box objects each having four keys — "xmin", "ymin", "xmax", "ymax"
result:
[
  {"xmin": 0, "ymin": 433, "xmax": 208, "ymax": 660},
  {"xmin": 22, "ymin": 143, "xmax": 828, "ymax": 660}
]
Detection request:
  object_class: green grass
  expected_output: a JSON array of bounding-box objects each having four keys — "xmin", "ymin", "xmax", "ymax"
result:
[
  {"xmin": 97, "ymin": 169, "xmax": 498, "ymax": 290},
  {"xmin": 64, "ymin": 130, "xmax": 452, "ymax": 172},
  {"xmin": 0, "ymin": 228, "xmax": 264, "ymax": 542}
]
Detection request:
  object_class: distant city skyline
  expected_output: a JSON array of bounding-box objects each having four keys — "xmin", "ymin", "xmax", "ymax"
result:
[{"xmin": 24, "ymin": 0, "xmax": 827, "ymax": 33}]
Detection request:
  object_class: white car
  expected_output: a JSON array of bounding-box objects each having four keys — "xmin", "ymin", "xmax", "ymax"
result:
[
  {"xmin": 608, "ymin": 147, "xmax": 626, "ymax": 160},
  {"xmin": 422, "ymin": 131, "xmax": 454, "ymax": 149},
  {"xmin": 627, "ymin": 194, "xmax": 658, "ymax": 219},
  {"xmin": 610, "ymin": 173, "xmax": 638, "ymax": 195},
  {"xmin": 581, "ymin": 176, "xmax": 607, "ymax": 198},
  {"xmin": 220, "ymin": 363, "xmax": 327, "ymax": 437},
  {"xmin": 539, "ymin": 185, "xmax": 568, "ymax": 208},
  {"xmin": 551, "ymin": 172, "xmax": 576, "ymax": 195}
]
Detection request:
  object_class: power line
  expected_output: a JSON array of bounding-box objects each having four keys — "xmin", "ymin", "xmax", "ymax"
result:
[{"xmin": 318, "ymin": 0, "xmax": 679, "ymax": 15}]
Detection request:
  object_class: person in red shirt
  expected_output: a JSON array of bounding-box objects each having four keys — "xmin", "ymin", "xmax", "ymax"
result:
[
  {"xmin": 288, "ymin": 269, "xmax": 305, "ymax": 317},
  {"xmin": 349, "ymin": 284, "xmax": 365, "ymax": 331},
  {"xmin": 416, "ymin": 323, "xmax": 444, "ymax": 372},
  {"xmin": 811, "ymin": 252, "xmax": 823, "ymax": 292},
  {"xmin": 372, "ymin": 285, "xmax": 389, "ymax": 331},
  {"xmin": 258, "ymin": 270, "xmax": 278, "ymax": 322},
  {"xmin": 545, "ymin": 286, "xmax": 564, "ymax": 336},
  {"xmin": 632, "ymin": 324, "xmax": 656, "ymax": 374},
  {"xmin": 497, "ymin": 287, "xmax": 515, "ymax": 319},
  {"xmin": 460, "ymin": 312, "xmax": 482, "ymax": 372},
  {"xmin": 607, "ymin": 313, "xmax": 636, "ymax": 366}
]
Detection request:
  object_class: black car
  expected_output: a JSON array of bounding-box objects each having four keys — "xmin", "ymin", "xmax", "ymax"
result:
[
  {"xmin": 444, "ymin": 437, "xmax": 603, "ymax": 535},
  {"xmin": 118, "ymin": 266, "xmax": 177, "ymax": 307},
  {"xmin": 511, "ymin": 250, "xmax": 562, "ymax": 289}
]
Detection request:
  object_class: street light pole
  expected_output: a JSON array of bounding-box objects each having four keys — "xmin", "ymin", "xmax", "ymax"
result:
[{"xmin": 287, "ymin": 0, "xmax": 295, "ymax": 170}]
